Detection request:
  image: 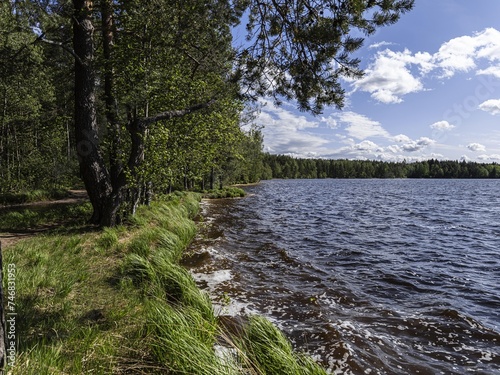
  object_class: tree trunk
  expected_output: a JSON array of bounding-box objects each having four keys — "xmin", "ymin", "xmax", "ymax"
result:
[
  {"xmin": 72, "ymin": 0, "xmax": 216, "ymax": 226},
  {"xmin": 145, "ymin": 181, "xmax": 153, "ymax": 205},
  {"xmin": 73, "ymin": 0, "xmax": 112, "ymax": 224},
  {"xmin": 101, "ymin": 0, "xmax": 122, "ymax": 185},
  {"xmin": 98, "ymin": 0, "xmax": 125, "ymax": 227},
  {"xmin": 210, "ymin": 166, "xmax": 215, "ymax": 190}
]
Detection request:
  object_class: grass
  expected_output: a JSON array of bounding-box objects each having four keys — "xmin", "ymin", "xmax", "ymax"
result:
[
  {"xmin": 0, "ymin": 202, "xmax": 92, "ymax": 231},
  {"xmin": 234, "ymin": 316, "xmax": 327, "ymax": 375},
  {"xmin": 2, "ymin": 191, "xmax": 326, "ymax": 374},
  {"xmin": 0, "ymin": 188, "xmax": 70, "ymax": 205}
]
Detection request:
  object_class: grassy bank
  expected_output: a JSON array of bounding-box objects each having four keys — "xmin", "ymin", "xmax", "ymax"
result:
[{"xmin": 2, "ymin": 192, "xmax": 326, "ymax": 374}]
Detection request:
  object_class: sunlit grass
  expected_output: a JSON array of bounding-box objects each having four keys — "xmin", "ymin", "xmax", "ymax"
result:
[
  {"xmin": 0, "ymin": 202, "xmax": 92, "ymax": 231},
  {"xmin": 235, "ymin": 316, "xmax": 327, "ymax": 375},
  {"xmin": 0, "ymin": 188, "xmax": 70, "ymax": 205},
  {"xmin": 2, "ymin": 191, "xmax": 326, "ymax": 374}
]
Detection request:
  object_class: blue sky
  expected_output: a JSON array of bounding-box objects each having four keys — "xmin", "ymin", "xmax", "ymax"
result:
[{"xmin": 246, "ymin": 1, "xmax": 500, "ymax": 162}]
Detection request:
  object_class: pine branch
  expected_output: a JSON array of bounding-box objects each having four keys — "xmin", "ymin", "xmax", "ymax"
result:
[
  {"xmin": 140, "ymin": 98, "xmax": 217, "ymax": 128},
  {"xmin": 35, "ymin": 33, "xmax": 83, "ymax": 66}
]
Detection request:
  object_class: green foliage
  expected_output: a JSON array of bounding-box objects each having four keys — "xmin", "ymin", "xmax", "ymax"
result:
[
  {"xmin": 144, "ymin": 302, "xmax": 229, "ymax": 375},
  {"xmin": 263, "ymin": 154, "xmax": 500, "ymax": 179},
  {"xmin": 220, "ymin": 127, "xmax": 269, "ymax": 186},
  {"xmin": 0, "ymin": 0, "xmax": 416, "ymax": 218},
  {"xmin": 96, "ymin": 227, "xmax": 119, "ymax": 251},
  {"xmin": 203, "ymin": 187, "xmax": 246, "ymax": 199},
  {"xmin": 0, "ymin": 1, "xmax": 77, "ymax": 193},
  {"xmin": 2, "ymin": 233, "xmax": 121, "ymax": 374},
  {"xmin": 237, "ymin": 0, "xmax": 415, "ymax": 114}
]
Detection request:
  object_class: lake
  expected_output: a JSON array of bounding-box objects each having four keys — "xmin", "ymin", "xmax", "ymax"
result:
[{"xmin": 187, "ymin": 179, "xmax": 500, "ymax": 374}]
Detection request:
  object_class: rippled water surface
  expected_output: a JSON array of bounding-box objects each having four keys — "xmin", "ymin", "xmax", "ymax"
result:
[{"xmin": 187, "ymin": 179, "xmax": 500, "ymax": 374}]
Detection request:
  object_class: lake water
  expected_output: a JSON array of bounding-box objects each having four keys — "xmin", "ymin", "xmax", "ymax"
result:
[{"xmin": 186, "ymin": 179, "xmax": 500, "ymax": 374}]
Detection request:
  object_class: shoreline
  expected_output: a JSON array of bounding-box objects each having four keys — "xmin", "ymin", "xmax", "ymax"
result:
[{"xmin": 2, "ymin": 192, "xmax": 327, "ymax": 374}]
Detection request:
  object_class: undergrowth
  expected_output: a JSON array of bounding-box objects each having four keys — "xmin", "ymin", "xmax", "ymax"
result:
[
  {"xmin": 0, "ymin": 202, "xmax": 92, "ymax": 231},
  {"xmin": 0, "ymin": 188, "xmax": 70, "ymax": 206}
]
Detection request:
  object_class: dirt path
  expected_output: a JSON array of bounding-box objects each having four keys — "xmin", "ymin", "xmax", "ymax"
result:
[{"xmin": 0, "ymin": 190, "xmax": 89, "ymax": 249}]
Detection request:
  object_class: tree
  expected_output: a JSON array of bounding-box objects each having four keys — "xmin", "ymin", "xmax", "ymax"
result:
[
  {"xmin": 68, "ymin": 0, "xmax": 239, "ymax": 225},
  {"xmin": 235, "ymin": 0, "xmax": 414, "ymax": 114},
  {"xmin": 0, "ymin": 1, "xmax": 75, "ymax": 192},
  {"xmin": 18, "ymin": 0, "xmax": 414, "ymax": 226}
]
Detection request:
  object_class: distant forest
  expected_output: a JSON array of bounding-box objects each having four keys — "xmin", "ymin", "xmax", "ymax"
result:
[{"xmin": 261, "ymin": 154, "xmax": 500, "ymax": 180}]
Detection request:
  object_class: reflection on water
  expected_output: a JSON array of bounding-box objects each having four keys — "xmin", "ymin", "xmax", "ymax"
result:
[{"xmin": 186, "ymin": 179, "xmax": 500, "ymax": 374}]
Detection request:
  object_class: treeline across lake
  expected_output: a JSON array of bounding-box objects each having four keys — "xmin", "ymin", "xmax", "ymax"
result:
[{"xmin": 262, "ymin": 154, "xmax": 500, "ymax": 179}]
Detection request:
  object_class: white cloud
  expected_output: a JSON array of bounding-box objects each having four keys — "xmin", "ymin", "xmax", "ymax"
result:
[
  {"xmin": 261, "ymin": 126, "xmax": 330, "ymax": 155},
  {"xmin": 477, "ymin": 66, "xmax": 500, "ymax": 78},
  {"xmin": 386, "ymin": 145, "xmax": 401, "ymax": 153},
  {"xmin": 256, "ymin": 99, "xmax": 329, "ymax": 156},
  {"xmin": 479, "ymin": 99, "xmax": 500, "ymax": 115},
  {"xmin": 336, "ymin": 111, "xmax": 390, "ymax": 140},
  {"xmin": 392, "ymin": 134, "xmax": 412, "ymax": 143},
  {"xmin": 474, "ymin": 28, "xmax": 500, "ymax": 61},
  {"xmin": 433, "ymin": 35, "xmax": 477, "ymax": 77},
  {"xmin": 353, "ymin": 28, "xmax": 500, "ymax": 104},
  {"xmin": 258, "ymin": 99, "xmax": 319, "ymax": 131},
  {"xmin": 413, "ymin": 51, "xmax": 436, "ymax": 74},
  {"xmin": 430, "ymin": 120, "xmax": 455, "ymax": 130},
  {"xmin": 467, "ymin": 143, "xmax": 486, "ymax": 152},
  {"xmin": 320, "ymin": 115, "xmax": 339, "ymax": 129},
  {"xmin": 369, "ymin": 41, "xmax": 396, "ymax": 49},
  {"xmin": 352, "ymin": 49, "xmax": 425, "ymax": 104},
  {"xmin": 477, "ymin": 154, "xmax": 500, "ymax": 161},
  {"xmin": 401, "ymin": 137, "xmax": 435, "ymax": 152},
  {"xmin": 417, "ymin": 137, "xmax": 435, "ymax": 146},
  {"xmin": 433, "ymin": 28, "xmax": 500, "ymax": 78},
  {"xmin": 354, "ymin": 140, "xmax": 380, "ymax": 151},
  {"xmin": 430, "ymin": 153, "xmax": 445, "ymax": 159}
]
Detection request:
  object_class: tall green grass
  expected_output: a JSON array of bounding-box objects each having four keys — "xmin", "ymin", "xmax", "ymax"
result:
[
  {"xmin": 235, "ymin": 316, "xmax": 327, "ymax": 375},
  {"xmin": 0, "ymin": 202, "xmax": 92, "ymax": 231},
  {"xmin": 3, "ymin": 191, "xmax": 327, "ymax": 374}
]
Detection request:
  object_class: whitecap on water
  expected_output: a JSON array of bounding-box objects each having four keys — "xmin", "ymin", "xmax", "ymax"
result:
[{"xmin": 192, "ymin": 269, "xmax": 233, "ymax": 290}]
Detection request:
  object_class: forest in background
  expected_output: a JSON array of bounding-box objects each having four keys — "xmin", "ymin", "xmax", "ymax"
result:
[{"xmin": 262, "ymin": 154, "xmax": 500, "ymax": 179}]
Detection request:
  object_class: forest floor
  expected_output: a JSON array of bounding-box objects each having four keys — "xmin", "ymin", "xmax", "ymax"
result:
[{"xmin": 0, "ymin": 189, "xmax": 89, "ymax": 248}]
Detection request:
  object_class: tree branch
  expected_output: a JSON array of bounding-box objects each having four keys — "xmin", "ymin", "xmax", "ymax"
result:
[
  {"xmin": 140, "ymin": 98, "xmax": 217, "ymax": 128},
  {"xmin": 35, "ymin": 33, "xmax": 83, "ymax": 66}
]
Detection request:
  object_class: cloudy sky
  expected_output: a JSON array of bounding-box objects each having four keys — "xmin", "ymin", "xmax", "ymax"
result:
[{"xmin": 245, "ymin": 1, "xmax": 500, "ymax": 162}]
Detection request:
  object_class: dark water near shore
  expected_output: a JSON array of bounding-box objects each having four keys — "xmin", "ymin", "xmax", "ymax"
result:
[{"xmin": 187, "ymin": 179, "xmax": 500, "ymax": 374}]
